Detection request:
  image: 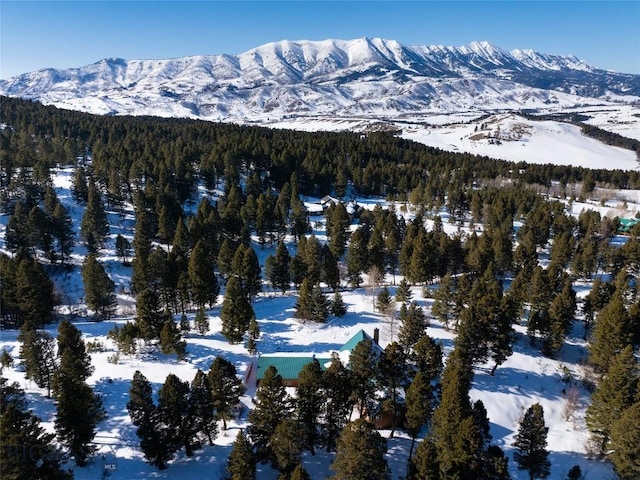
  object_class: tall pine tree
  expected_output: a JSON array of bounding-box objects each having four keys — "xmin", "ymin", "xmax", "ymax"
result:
[
  {"xmin": 225, "ymin": 430, "xmax": 256, "ymax": 480},
  {"xmin": 295, "ymin": 358, "xmax": 324, "ymax": 454},
  {"xmin": 0, "ymin": 377, "xmax": 72, "ymax": 480},
  {"xmin": 208, "ymin": 356, "xmax": 245, "ymax": 430},
  {"xmin": 585, "ymin": 345, "xmax": 638, "ymax": 454},
  {"xmin": 330, "ymin": 419, "xmax": 390, "ymax": 480},
  {"xmin": 82, "ymin": 254, "xmax": 117, "ymax": 320},
  {"xmin": 127, "ymin": 370, "xmax": 172, "ymax": 470},
  {"xmin": 220, "ymin": 276, "xmax": 255, "ymax": 343},
  {"xmin": 54, "ymin": 350, "xmax": 106, "ymax": 466},
  {"xmin": 609, "ymin": 401, "xmax": 640, "ymax": 480},
  {"xmin": 513, "ymin": 403, "xmax": 551, "ymax": 480},
  {"xmin": 248, "ymin": 365, "xmax": 292, "ymax": 463}
]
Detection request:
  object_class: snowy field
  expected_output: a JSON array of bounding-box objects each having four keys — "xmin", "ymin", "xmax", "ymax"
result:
[
  {"xmin": 266, "ymin": 105, "xmax": 640, "ymax": 169},
  {"xmin": 1, "ymin": 136, "xmax": 639, "ymax": 478}
]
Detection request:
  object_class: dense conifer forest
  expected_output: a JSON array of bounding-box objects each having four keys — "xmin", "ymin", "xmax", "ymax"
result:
[{"xmin": 1, "ymin": 95, "xmax": 639, "ymax": 479}]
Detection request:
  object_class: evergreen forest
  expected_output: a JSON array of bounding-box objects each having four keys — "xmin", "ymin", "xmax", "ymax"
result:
[{"xmin": 1, "ymin": 95, "xmax": 639, "ymax": 480}]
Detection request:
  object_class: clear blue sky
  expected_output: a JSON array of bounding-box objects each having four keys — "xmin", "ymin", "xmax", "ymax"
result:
[{"xmin": 1, "ymin": 1, "xmax": 639, "ymax": 79}]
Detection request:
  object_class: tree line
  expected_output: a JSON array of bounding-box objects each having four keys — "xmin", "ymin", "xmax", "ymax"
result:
[{"xmin": 1, "ymin": 319, "xmax": 105, "ymax": 478}]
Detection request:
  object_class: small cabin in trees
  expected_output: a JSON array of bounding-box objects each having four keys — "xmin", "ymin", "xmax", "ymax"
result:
[
  {"xmin": 618, "ymin": 217, "xmax": 640, "ymax": 235},
  {"xmin": 256, "ymin": 328, "xmax": 381, "ymax": 388}
]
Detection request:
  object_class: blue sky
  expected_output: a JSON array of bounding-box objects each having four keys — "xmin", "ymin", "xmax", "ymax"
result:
[{"xmin": 1, "ymin": 1, "xmax": 639, "ymax": 79}]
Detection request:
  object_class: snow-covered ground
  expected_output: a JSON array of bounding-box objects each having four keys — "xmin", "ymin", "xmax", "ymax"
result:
[
  {"xmin": 1, "ymin": 160, "xmax": 637, "ymax": 479},
  {"xmin": 266, "ymin": 107, "xmax": 640, "ymax": 170}
]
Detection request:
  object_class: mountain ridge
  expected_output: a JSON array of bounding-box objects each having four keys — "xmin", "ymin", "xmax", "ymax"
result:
[{"xmin": 2, "ymin": 37, "xmax": 639, "ymax": 122}]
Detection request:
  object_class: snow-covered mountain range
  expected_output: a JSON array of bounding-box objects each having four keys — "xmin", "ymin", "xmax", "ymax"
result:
[{"xmin": 2, "ymin": 38, "xmax": 640, "ymax": 122}]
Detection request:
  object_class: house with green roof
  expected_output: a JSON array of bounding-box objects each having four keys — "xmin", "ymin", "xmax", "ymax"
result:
[
  {"xmin": 256, "ymin": 328, "xmax": 380, "ymax": 387},
  {"xmin": 618, "ymin": 218, "xmax": 640, "ymax": 235}
]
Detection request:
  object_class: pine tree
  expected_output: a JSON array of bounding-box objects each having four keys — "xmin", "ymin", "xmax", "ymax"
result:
[
  {"xmin": 52, "ymin": 203, "xmax": 74, "ymax": 266},
  {"xmin": 208, "ymin": 356, "xmax": 245, "ymax": 430},
  {"xmin": 407, "ymin": 436, "xmax": 440, "ymax": 480},
  {"xmin": 589, "ymin": 293, "xmax": 632, "ymax": 373},
  {"xmin": 80, "ymin": 178, "xmax": 109, "ymax": 249},
  {"xmin": 327, "ymin": 201, "xmax": 351, "ymax": 258},
  {"xmin": 160, "ymin": 318, "xmax": 187, "ymax": 360},
  {"xmin": 404, "ymin": 371, "xmax": 434, "ymax": 458},
  {"xmin": 54, "ymin": 350, "xmax": 106, "ymax": 466},
  {"xmin": 127, "ymin": 370, "xmax": 172, "ymax": 470},
  {"xmin": 398, "ymin": 301, "xmax": 429, "ymax": 352},
  {"xmin": 431, "ymin": 272, "xmax": 456, "ymax": 329},
  {"xmin": 295, "ymin": 277, "xmax": 314, "ymax": 320},
  {"xmin": 430, "ymin": 347, "xmax": 478, "ymax": 479},
  {"xmin": 331, "ymin": 418, "xmax": 390, "ymax": 480},
  {"xmin": 280, "ymin": 251, "xmax": 300, "ymax": 290},
  {"xmin": 115, "ymin": 233, "xmax": 132, "ymax": 265},
  {"xmin": 107, "ymin": 321, "xmax": 139, "ymax": 356},
  {"xmin": 408, "ymin": 228, "xmax": 430, "ymax": 284},
  {"xmin": 513, "ymin": 403, "xmax": 551, "ymax": 480},
  {"xmin": 248, "ymin": 365, "xmax": 292, "ymax": 463},
  {"xmin": 221, "ymin": 276, "xmax": 255, "ymax": 343},
  {"xmin": 290, "ymin": 463, "xmax": 312, "ymax": 480},
  {"xmin": 0, "ymin": 349, "xmax": 13, "ymax": 373},
  {"xmin": 296, "ymin": 279, "xmax": 330, "ymax": 323},
  {"xmin": 544, "ymin": 279, "xmax": 576, "ymax": 357},
  {"xmin": 270, "ymin": 419, "xmax": 304, "ymax": 474},
  {"xmin": 348, "ymin": 338, "xmax": 379, "ymax": 416},
  {"xmin": 609, "ymin": 401, "xmax": 640, "ymax": 480},
  {"xmin": 82, "ymin": 254, "xmax": 117, "ymax": 319},
  {"xmin": 412, "ymin": 334, "xmax": 444, "ymax": 382},
  {"xmin": 373, "ymin": 282, "xmax": 391, "ymax": 312},
  {"xmin": 194, "ymin": 308, "xmax": 209, "ymax": 335},
  {"xmin": 303, "ymin": 235, "xmax": 323, "ymax": 284},
  {"xmin": 19, "ymin": 323, "xmax": 57, "ymax": 397},
  {"xmin": 488, "ymin": 294, "xmax": 517, "ymax": 375},
  {"xmin": 309, "ymin": 283, "xmax": 330, "ymax": 323},
  {"xmin": 240, "ymin": 245, "xmax": 263, "ymax": 299},
  {"xmin": 5, "ymin": 201, "xmax": 31, "ymax": 254},
  {"xmin": 346, "ymin": 227, "xmax": 368, "ymax": 287},
  {"xmin": 565, "ymin": 465, "xmax": 583, "ymax": 480},
  {"xmin": 135, "ymin": 287, "xmax": 164, "ymax": 341},
  {"xmin": 296, "ymin": 358, "xmax": 324, "ymax": 454},
  {"xmin": 180, "ymin": 312, "xmax": 190, "ymax": 333},
  {"xmin": 189, "ymin": 240, "xmax": 220, "ymax": 309},
  {"xmin": 323, "ymin": 357, "xmax": 354, "ymax": 452},
  {"xmin": 217, "ymin": 238, "xmax": 235, "ymax": 281},
  {"xmin": 56, "ymin": 319, "xmax": 93, "ymax": 382},
  {"xmin": 395, "ymin": 278, "xmax": 413, "ymax": 304},
  {"xmin": 28, "ymin": 205, "xmax": 54, "ymax": 260},
  {"xmin": 472, "ymin": 399, "xmax": 493, "ymax": 450},
  {"xmin": 0, "ymin": 378, "xmax": 73, "ymax": 480},
  {"xmin": 158, "ymin": 373, "xmax": 197, "ymax": 456},
  {"xmin": 585, "ymin": 345, "xmax": 638, "ymax": 453},
  {"xmin": 377, "ymin": 341, "xmax": 408, "ymax": 438},
  {"xmin": 268, "ymin": 240, "xmax": 291, "ymax": 293},
  {"xmin": 226, "ymin": 430, "xmax": 256, "ymax": 480},
  {"xmin": 290, "ymin": 195, "xmax": 308, "ymax": 241},
  {"xmin": 322, "ymin": 244, "xmax": 341, "ymax": 291},
  {"xmin": 16, "ymin": 256, "xmax": 55, "ymax": 327},
  {"xmin": 71, "ymin": 166, "xmax": 88, "ymax": 203},
  {"xmin": 484, "ymin": 445, "xmax": 512, "ymax": 480},
  {"xmin": 189, "ymin": 369, "xmax": 218, "ymax": 446},
  {"xmin": 247, "ymin": 317, "xmax": 260, "ymax": 355},
  {"xmin": 330, "ymin": 291, "xmax": 347, "ymax": 317}
]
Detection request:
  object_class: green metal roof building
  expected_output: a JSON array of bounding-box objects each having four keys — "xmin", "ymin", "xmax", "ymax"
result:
[
  {"xmin": 618, "ymin": 218, "xmax": 640, "ymax": 234},
  {"xmin": 256, "ymin": 328, "xmax": 380, "ymax": 386}
]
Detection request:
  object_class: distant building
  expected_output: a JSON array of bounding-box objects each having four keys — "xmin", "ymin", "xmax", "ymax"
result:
[{"xmin": 618, "ymin": 217, "xmax": 640, "ymax": 235}]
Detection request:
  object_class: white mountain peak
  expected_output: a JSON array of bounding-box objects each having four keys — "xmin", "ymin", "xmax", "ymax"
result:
[{"xmin": 1, "ymin": 38, "xmax": 637, "ymax": 122}]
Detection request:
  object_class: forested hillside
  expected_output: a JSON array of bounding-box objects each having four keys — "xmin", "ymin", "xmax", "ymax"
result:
[{"xmin": 1, "ymin": 96, "xmax": 639, "ymax": 480}]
